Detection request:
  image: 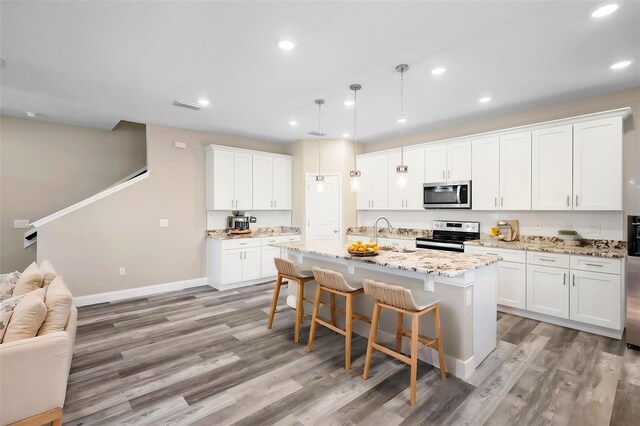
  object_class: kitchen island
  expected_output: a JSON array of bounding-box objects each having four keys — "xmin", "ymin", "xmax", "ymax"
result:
[{"xmin": 271, "ymin": 239, "xmax": 500, "ymax": 379}]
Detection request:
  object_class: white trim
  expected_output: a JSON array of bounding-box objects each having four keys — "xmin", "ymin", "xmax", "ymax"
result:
[
  {"xmin": 358, "ymin": 107, "xmax": 632, "ymax": 157},
  {"xmin": 105, "ymin": 167, "xmax": 147, "ymax": 190},
  {"xmin": 209, "ymin": 276, "xmax": 276, "ymax": 292},
  {"xmin": 304, "ymin": 172, "xmax": 343, "ymax": 240},
  {"xmin": 498, "ymin": 305, "xmax": 624, "ymax": 339},
  {"xmin": 73, "ymin": 276, "xmax": 206, "ymax": 307},
  {"xmin": 31, "ymin": 172, "xmax": 149, "ymax": 228}
]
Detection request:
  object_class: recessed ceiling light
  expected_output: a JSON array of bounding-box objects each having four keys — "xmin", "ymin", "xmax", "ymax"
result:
[
  {"xmin": 397, "ymin": 117, "xmax": 407, "ymax": 124},
  {"xmin": 342, "ymin": 133, "xmax": 350, "ymax": 138},
  {"xmin": 25, "ymin": 111, "xmax": 37, "ymax": 118},
  {"xmin": 289, "ymin": 121, "xmax": 298, "ymax": 126},
  {"xmin": 277, "ymin": 38, "xmax": 296, "ymax": 51},
  {"xmin": 592, "ymin": 3, "xmax": 619, "ymax": 18},
  {"xmin": 478, "ymin": 97, "xmax": 492, "ymax": 103},
  {"xmin": 344, "ymin": 100, "xmax": 354, "ymax": 106},
  {"xmin": 431, "ymin": 67, "xmax": 446, "ymax": 75},
  {"xmin": 197, "ymin": 99, "xmax": 210, "ymax": 107},
  {"xmin": 610, "ymin": 60, "xmax": 633, "ymax": 70}
]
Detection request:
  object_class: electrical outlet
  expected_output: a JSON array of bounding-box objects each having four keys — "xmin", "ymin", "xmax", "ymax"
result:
[
  {"xmin": 465, "ymin": 289, "xmax": 472, "ymax": 307},
  {"xmin": 14, "ymin": 219, "xmax": 30, "ymax": 229},
  {"xmin": 159, "ymin": 219, "xmax": 169, "ymax": 228},
  {"xmin": 587, "ymin": 224, "xmax": 601, "ymax": 234},
  {"xmin": 119, "ymin": 267, "xmax": 126, "ymax": 276}
]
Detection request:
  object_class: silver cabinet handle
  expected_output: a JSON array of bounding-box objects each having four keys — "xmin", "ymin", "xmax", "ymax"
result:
[
  {"xmin": 239, "ymin": 251, "xmax": 242, "ymax": 259},
  {"xmin": 274, "ymin": 200, "xmax": 277, "ymax": 208},
  {"xmin": 372, "ymin": 200, "xmax": 374, "ymax": 208},
  {"xmin": 501, "ymin": 197, "xmax": 504, "ymax": 207},
  {"xmin": 239, "ymin": 242, "xmax": 247, "ymax": 245},
  {"xmin": 539, "ymin": 258, "xmax": 556, "ymax": 262},
  {"xmin": 447, "ymin": 170, "xmax": 451, "ymax": 179},
  {"xmin": 563, "ymin": 273, "xmax": 566, "ymax": 285},
  {"xmin": 485, "ymin": 252, "xmax": 499, "ymax": 256},
  {"xmin": 585, "ymin": 263, "xmax": 603, "ymax": 267},
  {"xmin": 575, "ymin": 195, "xmax": 579, "ymax": 207},
  {"xmin": 494, "ymin": 197, "xmax": 497, "ymax": 207},
  {"xmin": 442, "ymin": 170, "xmax": 445, "ymax": 179},
  {"xmin": 572, "ymin": 274, "xmax": 575, "ymax": 287},
  {"xmin": 566, "ymin": 195, "xmax": 570, "ymax": 207}
]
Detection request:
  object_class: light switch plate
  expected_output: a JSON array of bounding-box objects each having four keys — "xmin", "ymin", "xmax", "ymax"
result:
[
  {"xmin": 14, "ymin": 219, "xmax": 30, "ymax": 229},
  {"xmin": 119, "ymin": 267, "xmax": 126, "ymax": 276},
  {"xmin": 159, "ymin": 219, "xmax": 169, "ymax": 228}
]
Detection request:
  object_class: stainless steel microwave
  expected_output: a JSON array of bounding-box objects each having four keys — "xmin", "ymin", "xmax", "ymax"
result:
[{"xmin": 423, "ymin": 180, "xmax": 472, "ymax": 209}]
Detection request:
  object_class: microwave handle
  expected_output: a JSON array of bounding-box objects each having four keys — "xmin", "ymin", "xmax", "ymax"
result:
[{"xmin": 456, "ymin": 185, "xmax": 462, "ymax": 204}]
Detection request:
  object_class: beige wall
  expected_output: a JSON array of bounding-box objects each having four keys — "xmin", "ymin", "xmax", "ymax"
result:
[
  {"xmin": 289, "ymin": 138, "xmax": 358, "ymax": 237},
  {"xmin": 0, "ymin": 117, "xmax": 147, "ymax": 272},
  {"xmin": 36, "ymin": 124, "xmax": 288, "ymax": 296}
]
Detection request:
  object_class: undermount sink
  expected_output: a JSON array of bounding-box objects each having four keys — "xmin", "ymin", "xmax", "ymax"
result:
[{"xmin": 378, "ymin": 246, "xmax": 416, "ymax": 254}]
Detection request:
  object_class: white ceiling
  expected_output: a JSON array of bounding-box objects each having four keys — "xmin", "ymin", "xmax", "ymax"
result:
[{"xmin": 1, "ymin": 1, "xmax": 638, "ymax": 143}]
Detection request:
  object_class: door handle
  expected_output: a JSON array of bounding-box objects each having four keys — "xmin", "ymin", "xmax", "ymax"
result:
[
  {"xmin": 566, "ymin": 195, "xmax": 570, "ymax": 207},
  {"xmin": 456, "ymin": 185, "xmax": 462, "ymax": 204},
  {"xmin": 495, "ymin": 197, "xmax": 497, "ymax": 207},
  {"xmin": 563, "ymin": 273, "xmax": 566, "ymax": 285},
  {"xmin": 442, "ymin": 170, "xmax": 445, "ymax": 179},
  {"xmin": 575, "ymin": 195, "xmax": 579, "ymax": 207},
  {"xmin": 572, "ymin": 274, "xmax": 575, "ymax": 287},
  {"xmin": 501, "ymin": 197, "xmax": 504, "ymax": 207},
  {"xmin": 447, "ymin": 170, "xmax": 451, "ymax": 179},
  {"xmin": 274, "ymin": 200, "xmax": 277, "ymax": 208},
  {"xmin": 239, "ymin": 251, "xmax": 242, "ymax": 259}
]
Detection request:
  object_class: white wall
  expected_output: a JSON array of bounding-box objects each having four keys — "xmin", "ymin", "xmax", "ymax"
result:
[
  {"xmin": 206, "ymin": 210, "xmax": 292, "ymax": 230},
  {"xmin": 357, "ymin": 210, "xmax": 624, "ymax": 241}
]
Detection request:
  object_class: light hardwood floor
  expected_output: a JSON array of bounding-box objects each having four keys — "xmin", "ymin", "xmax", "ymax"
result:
[{"xmin": 64, "ymin": 283, "xmax": 640, "ymax": 425}]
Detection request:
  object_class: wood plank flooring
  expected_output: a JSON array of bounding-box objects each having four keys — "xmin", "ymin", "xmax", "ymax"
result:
[{"xmin": 64, "ymin": 283, "xmax": 640, "ymax": 425}]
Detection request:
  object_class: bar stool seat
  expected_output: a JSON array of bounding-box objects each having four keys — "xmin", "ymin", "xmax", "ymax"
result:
[
  {"xmin": 306, "ymin": 267, "xmax": 369, "ymax": 370},
  {"xmin": 267, "ymin": 258, "xmax": 315, "ymax": 343},
  {"xmin": 362, "ymin": 279, "xmax": 446, "ymax": 406}
]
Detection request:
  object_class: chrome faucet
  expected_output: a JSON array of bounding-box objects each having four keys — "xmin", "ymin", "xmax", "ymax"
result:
[{"xmin": 374, "ymin": 216, "xmax": 392, "ymax": 246}]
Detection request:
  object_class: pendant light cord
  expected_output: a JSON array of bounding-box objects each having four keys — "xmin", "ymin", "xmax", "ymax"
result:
[
  {"xmin": 317, "ymin": 101, "xmax": 322, "ymax": 175},
  {"xmin": 353, "ymin": 89, "xmax": 358, "ymax": 169},
  {"xmin": 400, "ymin": 67, "xmax": 405, "ymax": 164}
]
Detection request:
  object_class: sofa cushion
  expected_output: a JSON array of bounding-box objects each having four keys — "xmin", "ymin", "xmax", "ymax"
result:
[
  {"xmin": 38, "ymin": 277, "xmax": 73, "ymax": 335},
  {"xmin": 12, "ymin": 262, "xmax": 44, "ymax": 297},
  {"xmin": 3, "ymin": 288, "xmax": 47, "ymax": 343},
  {"xmin": 0, "ymin": 271, "xmax": 21, "ymax": 302},
  {"xmin": 0, "ymin": 294, "xmax": 26, "ymax": 342},
  {"xmin": 39, "ymin": 260, "xmax": 58, "ymax": 287}
]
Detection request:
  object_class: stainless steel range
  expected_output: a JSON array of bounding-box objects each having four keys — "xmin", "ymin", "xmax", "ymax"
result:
[{"xmin": 416, "ymin": 220, "xmax": 480, "ymax": 252}]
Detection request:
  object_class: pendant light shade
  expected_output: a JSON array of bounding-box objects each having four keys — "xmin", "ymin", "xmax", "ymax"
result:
[
  {"xmin": 395, "ymin": 64, "xmax": 409, "ymax": 187},
  {"xmin": 348, "ymin": 84, "xmax": 362, "ymax": 192},
  {"xmin": 314, "ymin": 99, "xmax": 325, "ymax": 192}
]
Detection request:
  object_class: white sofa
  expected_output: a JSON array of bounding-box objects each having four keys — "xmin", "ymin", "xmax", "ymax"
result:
[{"xmin": 0, "ymin": 274, "xmax": 77, "ymax": 426}]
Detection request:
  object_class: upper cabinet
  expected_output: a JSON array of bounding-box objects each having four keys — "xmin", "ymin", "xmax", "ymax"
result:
[
  {"xmin": 472, "ymin": 137, "xmax": 500, "ymax": 210},
  {"xmin": 206, "ymin": 146, "xmax": 292, "ymax": 211},
  {"xmin": 532, "ymin": 125, "xmax": 573, "ymax": 210},
  {"xmin": 356, "ymin": 153, "xmax": 388, "ymax": 210},
  {"xmin": 573, "ymin": 117, "xmax": 623, "ymax": 211},
  {"xmin": 425, "ymin": 141, "xmax": 471, "ymax": 183},
  {"xmin": 499, "ymin": 132, "xmax": 532, "ymax": 210},
  {"xmin": 387, "ymin": 146, "xmax": 425, "ymax": 210}
]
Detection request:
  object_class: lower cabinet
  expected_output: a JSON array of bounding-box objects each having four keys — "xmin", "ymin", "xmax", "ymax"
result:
[
  {"xmin": 570, "ymin": 270, "xmax": 621, "ymax": 330},
  {"xmin": 527, "ymin": 264, "xmax": 569, "ymax": 319},
  {"xmin": 497, "ymin": 262, "xmax": 527, "ymax": 309},
  {"xmin": 261, "ymin": 235, "xmax": 301, "ymax": 278},
  {"xmin": 241, "ymin": 247, "xmax": 262, "ymax": 281}
]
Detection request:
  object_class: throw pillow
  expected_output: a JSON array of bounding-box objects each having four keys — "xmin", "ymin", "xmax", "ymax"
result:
[
  {"xmin": 39, "ymin": 259, "xmax": 58, "ymax": 287},
  {"xmin": 12, "ymin": 262, "xmax": 44, "ymax": 297},
  {"xmin": 3, "ymin": 288, "xmax": 46, "ymax": 343},
  {"xmin": 0, "ymin": 271, "xmax": 21, "ymax": 302},
  {"xmin": 38, "ymin": 276, "xmax": 73, "ymax": 335},
  {"xmin": 0, "ymin": 294, "xmax": 26, "ymax": 342}
]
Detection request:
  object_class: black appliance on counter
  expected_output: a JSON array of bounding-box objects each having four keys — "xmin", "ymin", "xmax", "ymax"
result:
[
  {"xmin": 416, "ymin": 220, "xmax": 480, "ymax": 252},
  {"xmin": 627, "ymin": 215, "xmax": 640, "ymax": 350},
  {"xmin": 227, "ymin": 211, "xmax": 257, "ymax": 231}
]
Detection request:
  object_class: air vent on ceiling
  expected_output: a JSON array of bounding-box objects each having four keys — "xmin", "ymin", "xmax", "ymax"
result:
[
  {"xmin": 307, "ymin": 131, "xmax": 327, "ymax": 137},
  {"xmin": 173, "ymin": 100, "xmax": 204, "ymax": 111}
]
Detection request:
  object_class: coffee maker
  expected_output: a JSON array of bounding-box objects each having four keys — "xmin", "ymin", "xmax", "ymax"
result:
[{"xmin": 227, "ymin": 211, "xmax": 256, "ymax": 231}]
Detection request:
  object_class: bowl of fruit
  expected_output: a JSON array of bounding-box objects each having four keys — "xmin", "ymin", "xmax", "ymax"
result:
[{"xmin": 347, "ymin": 241, "xmax": 380, "ymax": 257}]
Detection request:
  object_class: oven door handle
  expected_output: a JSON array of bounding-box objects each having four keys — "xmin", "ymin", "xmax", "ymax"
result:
[{"xmin": 417, "ymin": 241, "xmax": 464, "ymax": 250}]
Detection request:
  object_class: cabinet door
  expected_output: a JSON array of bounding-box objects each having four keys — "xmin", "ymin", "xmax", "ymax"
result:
[
  {"xmin": 404, "ymin": 146, "xmax": 426, "ymax": 209},
  {"xmin": 471, "ymin": 137, "xmax": 500, "ymax": 210},
  {"xmin": 425, "ymin": 145, "xmax": 447, "ymax": 183},
  {"xmin": 252, "ymin": 155, "xmax": 273, "ymax": 210},
  {"xmin": 234, "ymin": 152, "xmax": 253, "ymax": 210},
  {"xmin": 527, "ymin": 265, "xmax": 569, "ymax": 319},
  {"xmin": 212, "ymin": 150, "xmax": 235, "ymax": 210},
  {"xmin": 221, "ymin": 249, "xmax": 244, "ymax": 284},
  {"xmin": 499, "ymin": 132, "xmax": 532, "ymax": 210},
  {"xmin": 570, "ymin": 270, "xmax": 621, "ymax": 330},
  {"xmin": 371, "ymin": 154, "xmax": 388, "ymax": 209},
  {"xmin": 261, "ymin": 246, "xmax": 280, "ymax": 277},
  {"xmin": 532, "ymin": 125, "xmax": 573, "ymax": 210},
  {"xmin": 497, "ymin": 261, "xmax": 526, "ymax": 309},
  {"xmin": 356, "ymin": 157, "xmax": 373, "ymax": 210},
  {"xmin": 242, "ymin": 247, "xmax": 262, "ymax": 281},
  {"xmin": 272, "ymin": 157, "xmax": 292, "ymax": 210},
  {"xmin": 446, "ymin": 140, "xmax": 471, "ymax": 181},
  {"xmin": 387, "ymin": 151, "xmax": 406, "ymax": 210},
  {"xmin": 573, "ymin": 118, "xmax": 623, "ymax": 211}
]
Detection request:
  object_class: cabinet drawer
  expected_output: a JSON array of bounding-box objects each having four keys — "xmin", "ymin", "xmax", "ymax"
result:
[
  {"xmin": 527, "ymin": 251, "xmax": 570, "ymax": 268},
  {"xmin": 570, "ymin": 255, "xmax": 621, "ymax": 275},
  {"xmin": 221, "ymin": 238, "xmax": 262, "ymax": 250},
  {"xmin": 261, "ymin": 235, "xmax": 301, "ymax": 246},
  {"xmin": 464, "ymin": 246, "xmax": 526, "ymax": 263}
]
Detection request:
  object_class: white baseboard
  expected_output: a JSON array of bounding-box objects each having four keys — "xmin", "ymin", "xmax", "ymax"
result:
[
  {"xmin": 74, "ymin": 277, "xmax": 208, "ymax": 307},
  {"xmin": 210, "ymin": 276, "xmax": 276, "ymax": 292}
]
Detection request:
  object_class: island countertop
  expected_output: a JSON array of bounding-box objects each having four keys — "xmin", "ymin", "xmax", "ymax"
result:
[{"xmin": 271, "ymin": 239, "xmax": 500, "ymax": 278}]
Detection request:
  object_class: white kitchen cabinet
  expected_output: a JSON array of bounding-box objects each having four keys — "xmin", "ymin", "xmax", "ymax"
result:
[
  {"xmin": 570, "ymin": 270, "xmax": 621, "ymax": 330},
  {"xmin": 499, "ymin": 132, "xmax": 531, "ymax": 210},
  {"xmin": 471, "ymin": 137, "xmax": 500, "ymax": 210},
  {"xmin": 261, "ymin": 235, "xmax": 301, "ymax": 277},
  {"xmin": 357, "ymin": 154, "xmax": 388, "ymax": 210},
  {"xmin": 527, "ymin": 264, "xmax": 570, "ymax": 319},
  {"xmin": 446, "ymin": 140, "xmax": 472, "ymax": 181},
  {"xmin": 497, "ymin": 261, "xmax": 527, "ymax": 309},
  {"xmin": 532, "ymin": 125, "xmax": 573, "ymax": 210},
  {"xmin": 221, "ymin": 248, "xmax": 244, "ymax": 285},
  {"xmin": 233, "ymin": 152, "xmax": 253, "ymax": 211},
  {"xmin": 387, "ymin": 146, "xmax": 425, "ymax": 210},
  {"xmin": 242, "ymin": 247, "xmax": 262, "ymax": 281},
  {"xmin": 252, "ymin": 155, "xmax": 292, "ymax": 210},
  {"xmin": 206, "ymin": 148, "xmax": 253, "ymax": 211},
  {"xmin": 573, "ymin": 117, "xmax": 623, "ymax": 211},
  {"xmin": 424, "ymin": 144, "xmax": 447, "ymax": 183}
]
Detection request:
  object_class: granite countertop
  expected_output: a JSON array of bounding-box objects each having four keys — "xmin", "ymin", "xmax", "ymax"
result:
[
  {"xmin": 345, "ymin": 226, "xmax": 432, "ymax": 241},
  {"xmin": 464, "ymin": 235, "xmax": 626, "ymax": 259},
  {"xmin": 207, "ymin": 226, "xmax": 301, "ymax": 240},
  {"xmin": 271, "ymin": 239, "xmax": 500, "ymax": 278}
]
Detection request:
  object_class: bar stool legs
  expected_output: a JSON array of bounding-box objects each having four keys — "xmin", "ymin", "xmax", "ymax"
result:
[
  {"xmin": 267, "ymin": 274, "xmax": 283, "ymax": 329},
  {"xmin": 362, "ymin": 303, "xmax": 381, "ymax": 380},
  {"xmin": 294, "ymin": 280, "xmax": 306, "ymax": 343}
]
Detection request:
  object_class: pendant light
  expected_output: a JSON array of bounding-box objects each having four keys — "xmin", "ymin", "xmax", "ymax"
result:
[
  {"xmin": 314, "ymin": 98, "xmax": 326, "ymax": 192},
  {"xmin": 349, "ymin": 84, "xmax": 362, "ymax": 192},
  {"xmin": 395, "ymin": 64, "xmax": 409, "ymax": 187}
]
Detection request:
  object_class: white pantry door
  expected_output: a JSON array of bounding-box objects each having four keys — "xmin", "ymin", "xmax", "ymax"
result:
[{"xmin": 306, "ymin": 174, "xmax": 341, "ymax": 240}]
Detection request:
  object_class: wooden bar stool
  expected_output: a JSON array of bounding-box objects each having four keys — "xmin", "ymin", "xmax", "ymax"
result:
[
  {"xmin": 307, "ymin": 266, "xmax": 369, "ymax": 370},
  {"xmin": 362, "ymin": 279, "xmax": 446, "ymax": 406},
  {"xmin": 267, "ymin": 257, "xmax": 315, "ymax": 343}
]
